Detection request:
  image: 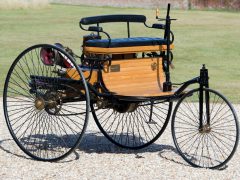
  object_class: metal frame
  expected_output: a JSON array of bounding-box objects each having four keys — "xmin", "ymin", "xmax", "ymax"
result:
[
  {"xmin": 83, "ymin": 61, "xmax": 209, "ymax": 106},
  {"xmin": 79, "ymin": 4, "xmax": 209, "ymax": 108},
  {"xmin": 78, "ymin": 4, "xmax": 211, "ymax": 131}
]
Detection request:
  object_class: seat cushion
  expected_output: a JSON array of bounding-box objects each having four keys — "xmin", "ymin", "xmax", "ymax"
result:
[{"xmin": 85, "ymin": 37, "xmax": 167, "ymax": 48}]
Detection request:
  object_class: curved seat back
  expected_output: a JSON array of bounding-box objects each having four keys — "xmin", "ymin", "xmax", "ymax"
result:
[{"xmin": 80, "ymin": 14, "xmax": 146, "ymax": 25}]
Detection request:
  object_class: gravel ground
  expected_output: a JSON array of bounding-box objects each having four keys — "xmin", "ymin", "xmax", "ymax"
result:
[{"xmin": 0, "ymin": 99, "xmax": 240, "ymax": 180}]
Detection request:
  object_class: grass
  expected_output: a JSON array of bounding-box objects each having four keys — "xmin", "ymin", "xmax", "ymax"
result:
[{"xmin": 0, "ymin": 4, "xmax": 240, "ymax": 102}]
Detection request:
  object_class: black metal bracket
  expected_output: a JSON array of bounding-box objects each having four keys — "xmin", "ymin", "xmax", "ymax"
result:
[
  {"xmin": 163, "ymin": 82, "xmax": 172, "ymax": 92},
  {"xmin": 79, "ymin": 23, "xmax": 112, "ymax": 47},
  {"xmin": 199, "ymin": 64, "xmax": 209, "ymax": 87}
]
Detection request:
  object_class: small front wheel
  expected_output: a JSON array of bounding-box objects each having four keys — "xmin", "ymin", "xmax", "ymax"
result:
[{"xmin": 172, "ymin": 88, "xmax": 239, "ymax": 169}]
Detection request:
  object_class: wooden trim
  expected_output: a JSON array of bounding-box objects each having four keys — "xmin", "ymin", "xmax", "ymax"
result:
[
  {"xmin": 66, "ymin": 68, "xmax": 98, "ymax": 85},
  {"xmin": 102, "ymin": 57, "xmax": 170, "ymax": 97},
  {"xmin": 114, "ymin": 91, "xmax": 175, "ymax": 97},
  {"xmin": 65, "ymin": 57, "xmax": 175, "ymax": 97},
  {"xmin": 84, "ymin": 44, "xmax": 174, "ymax": 54}
]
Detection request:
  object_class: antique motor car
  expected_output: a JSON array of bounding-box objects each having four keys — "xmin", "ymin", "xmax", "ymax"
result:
[{"xmin": 3, "ymin": 4, "xmax": 239, "ymax": 169}]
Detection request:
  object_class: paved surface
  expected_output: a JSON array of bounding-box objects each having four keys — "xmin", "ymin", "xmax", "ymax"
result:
[{"xmin": 0, "ymin": 99, "xmax": 240, "ymax": 180}]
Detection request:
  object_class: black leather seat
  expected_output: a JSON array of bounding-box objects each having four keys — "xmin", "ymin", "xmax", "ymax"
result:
[{"xmin": 85, "ymin": 37, "xmax": 167, "ymax": 48}]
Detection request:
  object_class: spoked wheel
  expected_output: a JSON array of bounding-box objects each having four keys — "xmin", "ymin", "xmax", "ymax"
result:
[
  {"xmin": 3, "ymin": 44, "xmax": 90, "ymax": 161},
  {"xmin": 172, "ymin": 88, "xmax": 239, "ymax": 169},
  {"xmin": 91, "ymin": 100, "xmax": 172, "ymax": 149}
]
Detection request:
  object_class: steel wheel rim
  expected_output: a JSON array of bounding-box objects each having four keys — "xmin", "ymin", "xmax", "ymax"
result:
[
  {"xmin": 91, "ymin": 101, "xmax": 172, "ymax": 149},
  {"xmin": 172, "ymin": 88, "xmax": 239, "ymax": 169},
  {"xmin": 3, "ymin": 44, "xmax": 90, "ymax": 161}
]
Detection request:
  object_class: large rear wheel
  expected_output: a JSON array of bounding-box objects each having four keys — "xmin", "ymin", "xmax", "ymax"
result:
[
  {"xmin": 91, "ymin": 100, "xmax": 172, "ymax": 149},
  {"xmin": 3, "ymin": 44, "xmax": 90, "ymax": 161}
]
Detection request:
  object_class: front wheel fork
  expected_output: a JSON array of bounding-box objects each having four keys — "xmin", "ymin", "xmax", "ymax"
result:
[{"xmin": 198, "ymin": 64, "xmax": 210, "ymax": 131}]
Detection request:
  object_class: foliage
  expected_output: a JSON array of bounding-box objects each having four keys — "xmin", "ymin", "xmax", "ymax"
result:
[
  {"xmin": 188, "ymin": 0, "xmax": 240, "ymax": 10},
  {"xmin": 0, "ymin": 0, "xmax": 49, "ymax": 9}
]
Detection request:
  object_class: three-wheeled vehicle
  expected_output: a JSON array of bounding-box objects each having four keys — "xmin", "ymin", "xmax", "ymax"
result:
[{"xmin": 3, "ymin": 4, "xmax": 239, "ymax": 169}]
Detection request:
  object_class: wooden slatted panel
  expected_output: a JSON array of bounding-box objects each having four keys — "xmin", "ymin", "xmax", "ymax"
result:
[
  {"xmin": 66, "ymin": 69, "xmax": 98, "ymax": 85},
  {"xmin": 102, "ymin": 58, "xmax": 174, "ymax": 97},
  {"xmin": 84, "ymin": 44, "xmax": 174, "ymax": 54}
]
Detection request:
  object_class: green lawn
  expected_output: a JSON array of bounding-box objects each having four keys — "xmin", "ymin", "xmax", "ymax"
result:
[{"xmin": 0, "ymin": 4, "xmax": 240, "ymax": 102}]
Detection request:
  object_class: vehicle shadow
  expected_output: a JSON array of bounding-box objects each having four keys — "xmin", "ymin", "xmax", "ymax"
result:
[
  {"xmin": 0, "ymin": 138, "xmax": 32, "ymax": 160},
  {"xmin": 0, "ymin": 133, "xmax": 193, "ymax": 168},
  {"xmin": 80, "ymin": 132, "xmax": 175, "ymax": 154}
]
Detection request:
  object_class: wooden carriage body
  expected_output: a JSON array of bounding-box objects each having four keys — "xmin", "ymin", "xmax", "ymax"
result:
[{"xmin": 70, "ymin": 14, "xmax": 175, "ymax": 99}]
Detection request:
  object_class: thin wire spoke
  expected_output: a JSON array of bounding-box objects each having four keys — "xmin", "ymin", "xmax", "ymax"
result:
[
  {"xmin": 173, "ymin": 89, "xmax": 238, "ymax": 168},
  {"xmin": 4, "ymin": 45, "xmax": 88, "ymax": 160},
  {"xmin": 93, "ymin": 101, "xmax": 170, "ymax": 148}
]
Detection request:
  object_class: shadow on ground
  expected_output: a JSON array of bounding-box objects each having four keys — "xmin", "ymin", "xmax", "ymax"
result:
[{"xmin": 0, "ymin": 132, "xmax": 189, "ymax": 167}]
